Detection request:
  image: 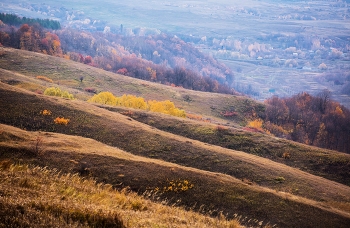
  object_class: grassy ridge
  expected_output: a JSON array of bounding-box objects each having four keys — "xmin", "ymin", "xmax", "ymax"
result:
[
  {"xmin": 1, "ymin": 83, "xmax": 350, "ymax": 227},
  {"xmin": 0, "ymin": 83, "xmax": 349, "ymax": 202},
  {"xmin": 104, "ymin": 106, "xmax": 350, "ymax": 187},
  {"xmin": 1, "ymin": 124, "xmax": 350, "ymax": 227}
]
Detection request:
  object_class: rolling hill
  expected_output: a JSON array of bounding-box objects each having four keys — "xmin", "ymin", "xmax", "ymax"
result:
[{"xmin": 1, "ymin": 47, "xmax": 350, "ymax": 227}]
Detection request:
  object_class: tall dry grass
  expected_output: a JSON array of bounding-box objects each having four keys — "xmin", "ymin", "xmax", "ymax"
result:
[{"xmin": 0, "ymin": 160, "xmax": 241, "ymax": 227}]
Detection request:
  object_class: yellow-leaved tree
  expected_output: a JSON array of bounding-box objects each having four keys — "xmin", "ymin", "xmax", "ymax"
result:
[
  {"xmin": 117, "ymin": 94, "xmax": 147, "ymax": 110},
  {"xmin": 148, "ymin": 100, "xmax": 186, "ymax": 117},
  {"xmin": 88, "ymin": 91, "xmax": 117, "ymax": 105}
]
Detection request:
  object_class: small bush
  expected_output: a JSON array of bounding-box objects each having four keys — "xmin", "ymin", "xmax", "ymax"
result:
[
  {"xmin": 247, "ymin": 119, "xmax": 263, "ymax": 130},
  {"xmin": 44, "ymin": 87, "xmax": 74, "ymax": 99},
  {"xmin": 275, "ymin": 176, "xmax": 285, "ymax": 183},
  {"xmin": 84, "ymin": 87, "xmax": 97, "ymax": 93},
  {"xmin": 282, "ymin": 152, "xmax": 290, "ymax": 159},
  {"xmin": 41, "ymin": 109, "xmax": 52, "ymax": 116},
  {"xmin": 187, "ymin": 113, "xmax": 203, "ymax": 120},
  {"xmin": 36, "ymin": 76, "xmax": 53, "ymax": 83},
  {"xmin": 264, "ymin": 122, "xmax": 289, "ymax": 138},
  {"xmin": 54, "ymin": 117, "xmax": 70, "ymax": 125}
]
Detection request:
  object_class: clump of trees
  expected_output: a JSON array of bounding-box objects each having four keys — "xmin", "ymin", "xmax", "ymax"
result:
[
  {"xmin": 0, "ymin": 23, "xmax": 62, "ymax": 56},
  {"xmin": 263, "ymin": 91, "xmax": 350, "ymax": 153},
  {"xmin": 88, "ymin": 92, "xmax": 186, "ymax": 118}
]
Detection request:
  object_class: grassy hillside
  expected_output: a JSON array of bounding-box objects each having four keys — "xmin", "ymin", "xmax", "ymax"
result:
[
  {"xmin": 105, "ymin": 105, "xmax": 350, "ymax": 187},
  {"xmin": 0, "ymin": 161, "xmax": 240, "ymax": 227},
  {"xmin": 0, "ymin": 47, "xmax": 264, "ymax": 124},
  {"xmin": 1, "ymin": 83, "xmax": 350, "ymax": 227},
  {"xmin": 1, "ymin": 124, "xmax": 350, "ymax": 227},
  {"xmin": 1, "ymin": 47, "xmax": 350, "ymax": 227}
]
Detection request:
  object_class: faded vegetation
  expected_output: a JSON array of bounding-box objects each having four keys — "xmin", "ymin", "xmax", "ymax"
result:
[{"xmin": 0, "ymin": 161, "xmax": 241, "ymax": 228}]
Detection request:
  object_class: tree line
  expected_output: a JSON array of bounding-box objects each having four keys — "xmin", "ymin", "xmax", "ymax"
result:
[{"xmin": 0, "ymin": 13, "xmax": 61, "ymax": 30}]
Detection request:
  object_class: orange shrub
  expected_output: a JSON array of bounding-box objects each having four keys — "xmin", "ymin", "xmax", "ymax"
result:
[
  {"xmin": 36, "ymin": 76, "xmax": 53, "ymax": 83},
  {"xmin": 186, "ymin": 113, "xmax": 203, "ymax": 120},
  {"xmin": 186, "ymin": 113, "xmax": 211, "ymax": 123},
  {"xmin": 282, "ymin": 152, "xmax": 291, "ymax": 159},
  {"xmin": 247, "ymin": 119, "xmax": 263, "ymax": 130},
  {"xmin": 41, "ymin": 109, "xmax": 52, "ymax": 116},
  {"xmin": 54, "ymin": 117, "xmax": 70, "ymax": 125}
]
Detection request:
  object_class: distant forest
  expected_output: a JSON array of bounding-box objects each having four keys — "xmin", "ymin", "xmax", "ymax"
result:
[
  {"xmin": 0, "ymin": 19, "xmax": 235, "ymax": 94},
  {"xmin": 0, "ymin": 13, "xmax": 61, "ymax": 30},
  {"xmin": 56, "ymin": 29, "xmax": 235, "ymax": 93}
]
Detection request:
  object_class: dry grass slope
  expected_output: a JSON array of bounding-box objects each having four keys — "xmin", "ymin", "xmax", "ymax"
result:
[
  {"xmin": 0, "ymin": 47, "xmax": 264, "ymax": 124},
  {"xmin": 1, "ymin": 124, "xmax": 350, "ymax": 227},
  {"xmin": 0, "ymin": 161, "xmax": 241, "ymax": 228},
  {"xmin": 1, "ymin": 47, "xmax": 350, "ymax": 227},
  {"xmin": 104, "ymin": 106, "xmax": 350, "ymax": 186}
]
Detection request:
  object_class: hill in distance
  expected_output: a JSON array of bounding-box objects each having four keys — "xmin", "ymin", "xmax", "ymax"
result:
[{"xmin": 1, "ymin": 47, "xmax": 350, "ymax": 227}]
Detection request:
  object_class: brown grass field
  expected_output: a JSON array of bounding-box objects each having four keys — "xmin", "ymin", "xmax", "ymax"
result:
[{"xmin": 1, "ymin": 47, "xmax": 350, "ymax": 227}]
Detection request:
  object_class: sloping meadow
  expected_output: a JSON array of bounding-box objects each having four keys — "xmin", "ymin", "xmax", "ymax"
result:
[{"xmin": 1, "ymin": 83, "xmax": 350, "ymax": 227}]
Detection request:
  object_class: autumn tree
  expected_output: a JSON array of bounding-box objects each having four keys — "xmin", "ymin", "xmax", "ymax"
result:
[
  {"xmin": 117, "ymin": 94, "xmax": 148, "ymax": 110},
  {"xmin": 18, "ymin": 24, "xmax": 33, "ymax": 50},
  {"xmin": 148, "ymin": 100, "xmax": 186, "ymax": 117},
  {"xmin": 88, "ymin": 91, "xmax": 117, "ymax": 106}
]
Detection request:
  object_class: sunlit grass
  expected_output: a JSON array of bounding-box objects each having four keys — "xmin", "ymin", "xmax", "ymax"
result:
[{"xmin": 0, "ymin": 161, "xmax": 241, "ymax": 227}]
